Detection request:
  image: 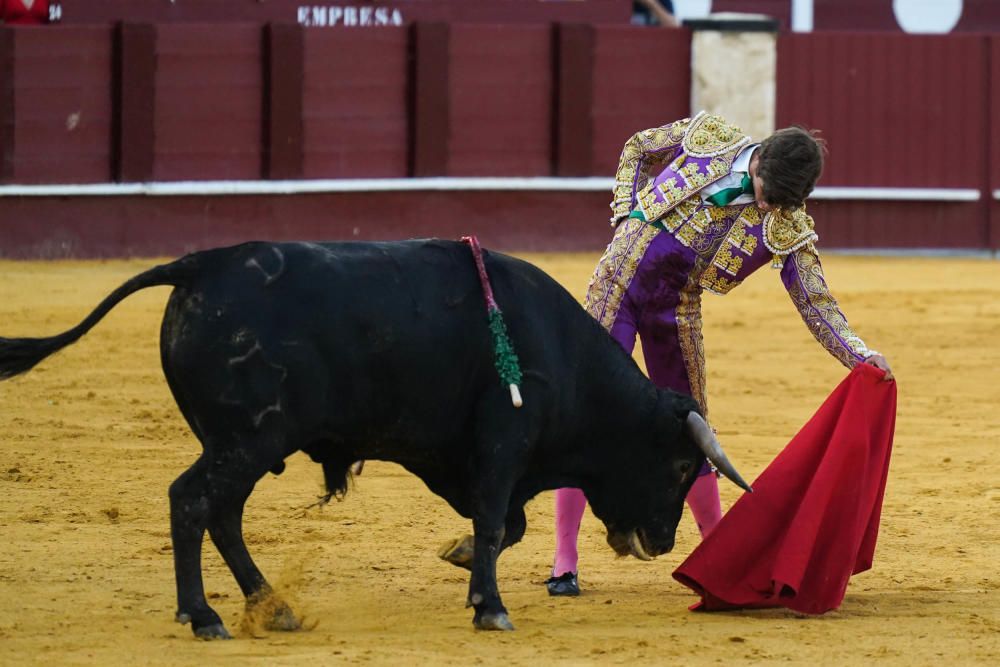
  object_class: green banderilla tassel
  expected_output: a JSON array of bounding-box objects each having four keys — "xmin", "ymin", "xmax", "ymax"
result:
[{"xmin": 488, "ymin": 307, "xmax": 523, "ymax": 406}]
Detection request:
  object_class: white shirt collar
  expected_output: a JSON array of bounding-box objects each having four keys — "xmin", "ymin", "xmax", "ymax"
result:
[{"xmin": 732, "ymin": 143, "xmax": 759, "ymax": 173}]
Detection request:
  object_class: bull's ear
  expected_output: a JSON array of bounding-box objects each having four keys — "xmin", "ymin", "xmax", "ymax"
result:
[
  {"xmin": 654, "ymin": 389, "xmax": 701, "ymax": 441},
  {"xmin": 672, "ymin": 394, "xmax": 703, "ymax": 425}
]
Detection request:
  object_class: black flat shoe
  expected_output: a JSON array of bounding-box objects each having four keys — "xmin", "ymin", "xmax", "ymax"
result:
[{"xmin": 545, "ymin": 572, "xmax": 580, "ymax": 596}]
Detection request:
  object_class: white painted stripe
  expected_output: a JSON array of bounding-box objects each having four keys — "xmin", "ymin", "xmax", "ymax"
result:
[
  {"xmin": 809, "ymin": 187, "xmax": 980, "ymax": 202},
  {"xmin": 0, "ymin": 177, "xmax": 613, "ymax": 197},
  {"xmin": 0, "ymin": 178, "xmax": 983, "ymax": 201}
]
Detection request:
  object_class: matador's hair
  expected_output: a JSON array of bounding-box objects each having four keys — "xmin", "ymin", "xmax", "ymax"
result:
[{"xmin": 757, "ymin": 126, "xmax": 827, "ymax": 211}]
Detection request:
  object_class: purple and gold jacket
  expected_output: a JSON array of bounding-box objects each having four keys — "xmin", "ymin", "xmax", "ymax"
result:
[{"xmin": 586, "ymin": 113, "xmax": 873, "ymax": 403}]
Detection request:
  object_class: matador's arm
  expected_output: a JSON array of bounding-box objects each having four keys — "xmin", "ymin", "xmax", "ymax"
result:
[
  {"xmin": 609, "ymin": 120, "xmax": 689, "ymax": 227},
  {"xmin": 780, "ymin": 246, "xmax": 877, "ymax": 369}
]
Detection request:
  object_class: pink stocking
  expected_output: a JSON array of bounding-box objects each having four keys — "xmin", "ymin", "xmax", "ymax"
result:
[
  {"xmin": 686, "ymin": 472, "xmax": 723, "ymax": 538},
  {"xmin": 552, "ymin": 487, "xmax": 587, "ymax": 576}
]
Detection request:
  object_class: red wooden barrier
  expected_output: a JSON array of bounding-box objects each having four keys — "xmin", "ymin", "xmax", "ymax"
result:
[
  {"xmin": 0, "ymin": 190, "xmax": 614, "ymax": 258},
  {"xmin": 991, "ymin": 36, "xmax": 1000, "ymax": 251},
  {"xmin": 777, "ymin": 31, "xmax": 991, "ymax": 249},
  {"xmin": 448, "ymin": 24, "xmax": 554, "ymax": 176},
  {"xmin": 2, "ymin": 23, "xmax": 999, "ymax": 256},
  {"xmin": 54, "ymin": 0, "xmax": 631, "ymax": 26},
  {"xmin": 264, "ymin": 23, "xmax": 304, "ymax": 179},
  {"xmin": 303, "ymin": 26, "xmax": 409, "ymax": 177},
  {"xmin": 0, "ymin": 26, "xmax": 113, "ymax": 183},
  {"xmin": 153, "ymin": 24, "xmax": 263, "ymax": 180},
  {"xmin": 590, "ymin": 26, "xmax": 690, "ymax": 175}
]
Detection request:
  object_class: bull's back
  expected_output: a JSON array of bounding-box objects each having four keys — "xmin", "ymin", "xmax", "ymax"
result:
[{"xmin": 159, "ymin": 240, "xmax": 576, "ymax": 450}]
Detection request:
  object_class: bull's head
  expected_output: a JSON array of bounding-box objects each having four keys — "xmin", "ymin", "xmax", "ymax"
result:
[{"xmin": 586, "ymin": 392, "xmax": 752, "ymax": 561}]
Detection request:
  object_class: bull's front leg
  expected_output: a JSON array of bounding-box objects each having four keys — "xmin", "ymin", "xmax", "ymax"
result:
[
  {"xmin": 468, "ymin": 514, "xmax": 513, "ymax": 631},
  {"xmin": 466, "ymin": 395, "xmax": 534, "ymax": 630}
]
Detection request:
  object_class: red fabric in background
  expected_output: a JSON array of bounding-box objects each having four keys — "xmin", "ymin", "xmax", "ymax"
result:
[{"xmin": 673, "ymin": 363, "xmax": 897, "ymax": 614}]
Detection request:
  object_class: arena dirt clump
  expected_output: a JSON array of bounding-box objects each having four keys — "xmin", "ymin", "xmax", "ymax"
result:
[{"xmin": 239, "ymin": 558, "xmax": 317, "ymax": 637}]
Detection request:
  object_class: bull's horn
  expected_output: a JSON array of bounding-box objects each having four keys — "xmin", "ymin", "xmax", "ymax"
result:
[
  {"xmin": 685, "ymin": 412, "xmax": 753, "ymax": 493},
  {"xmin": 628, "ymin": 530, "xmax": 653, "ymax": 561}
]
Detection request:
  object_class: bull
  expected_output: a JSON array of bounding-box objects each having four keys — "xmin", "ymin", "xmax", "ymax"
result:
[{"xmin": 0, "ymin": 240, "xmax": 750, "ymax": 637}]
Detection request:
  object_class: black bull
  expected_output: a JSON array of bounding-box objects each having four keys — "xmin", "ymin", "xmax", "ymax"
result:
[{"xmin": 0, "ymin": 240, "xmax": 750, "ymax": 636}]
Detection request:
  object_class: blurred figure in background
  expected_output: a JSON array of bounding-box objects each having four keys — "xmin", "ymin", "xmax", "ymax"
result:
[
  {"xmin": 633, "ymin": 0, "xmax": 679, "ymax": 27},
  {"xmin": 0, "ymin": 0, "xmax": 50, "ymax": 24}
]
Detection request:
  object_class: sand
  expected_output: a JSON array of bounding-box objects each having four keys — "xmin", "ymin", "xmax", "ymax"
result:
[{"xmin": 0, "ymin": 253, "xmax": 998, "ymax": 666}]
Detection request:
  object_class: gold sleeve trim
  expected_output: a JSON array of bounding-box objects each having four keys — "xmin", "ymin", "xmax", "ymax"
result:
[
  {"xmin": 784, "ymin": 248, "xmax": 871, "ymax": 369},
  {"xmin": 609, "ymin": 119, "xmax": 691, "ymax": 226},
  {"xmin": 677, "ymin": 270, "xmax": 708, "ymax": 417}
]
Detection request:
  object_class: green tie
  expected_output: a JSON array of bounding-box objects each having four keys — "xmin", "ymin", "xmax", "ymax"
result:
[{"xmin": 706, "ymin": 172, "xmax": 754, "ymax": 207}]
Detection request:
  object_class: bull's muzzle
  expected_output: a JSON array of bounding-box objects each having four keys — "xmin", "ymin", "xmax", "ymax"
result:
[{"xmin": 607, "ymin": 528, "xmax": 670, "ymax": 561}]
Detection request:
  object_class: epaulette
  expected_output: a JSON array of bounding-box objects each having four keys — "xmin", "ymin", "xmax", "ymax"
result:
[
  {"xmin": 682, "ymin": 112, "xmax": 751, "ymax": 158},
  {"xmin": 763, "ymin": 206, "xmax": 819, "ymax": 258}
]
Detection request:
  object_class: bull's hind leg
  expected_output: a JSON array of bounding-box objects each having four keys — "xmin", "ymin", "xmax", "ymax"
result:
[
  {"xmin": 170, "ymin": 455, "xmax": 230, "ymax": 638},
  {"xmin": 205, "ymin": 474, "xmax": 301, "ymax": 634},
  {"xmin": 170, "ymin": 445, "xmax": 297, "ymax": 639}
]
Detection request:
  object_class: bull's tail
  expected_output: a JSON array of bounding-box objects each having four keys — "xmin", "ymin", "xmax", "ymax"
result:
[{"xmin": 0, "ymin": 252, "xmax": 207, "ymax": 381}]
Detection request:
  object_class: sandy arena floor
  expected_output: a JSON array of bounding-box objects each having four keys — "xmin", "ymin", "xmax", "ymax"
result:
[{"xmin": 0, "ymin": 252, "xmax": 998, "ymax": 666}]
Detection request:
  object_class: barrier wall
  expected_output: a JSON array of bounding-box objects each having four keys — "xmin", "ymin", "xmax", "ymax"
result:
[
  {"xmin": 776, "ymin": 32, "xmax": 993, "ymax": 249},
  {"xmin": 55, "ymin": 0, "xmax": 631, "ymax": 26},
  {"xmin": 0, "ymin": 23, "xmax": 691, "ymax": 184},
  {"xmin": 0, "ymin": 26, "xmax": 114, "ymax": 183},
  {"xmin": 0, "ymin": 24, "xmax": 998, "ymax": 256}
]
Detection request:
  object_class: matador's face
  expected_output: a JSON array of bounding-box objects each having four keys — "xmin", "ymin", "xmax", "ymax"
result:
[{"xmin": 748, "ymin": 153, "xmax": 773, "ymax": 212}]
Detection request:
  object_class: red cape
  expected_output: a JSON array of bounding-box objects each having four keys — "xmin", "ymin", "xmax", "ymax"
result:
[{"xmin": 672, "ymin": 363, "xmax": 897, "ymax": 614}]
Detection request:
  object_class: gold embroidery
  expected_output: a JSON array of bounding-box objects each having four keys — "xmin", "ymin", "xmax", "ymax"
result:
[
  {"xmin": 706, "ymin": 156, "xmax": 733, "ymax": 179},
  {"xmin": 712, "ymin": 244, "xmax": 742, "ymax": 276},
  {"xmin": 764, "ymin": 206, "xmax": 818, "ymax": 255},
  {"xmin": 633, "ymin": 135, "xmax": 743, "ymax": 224},
  {"xmin": 652, "ymin": 177, "xmax": 685, "ymax": 207},
  {"xmin": 585, "ymin": 218, "xmax": 660, "ymax": 331},
  {"xmin": 676, "ymin": 270, "xmax": 708, "ymax": 416},
  {"xmin": 676, "ymin": 222, "xmax": 700, "ymax": 248},
  {"xmin": 609, "ymin": 119, "xmax": 692, "ymax": 225},
  {"xmin": 739, "ymin": 205, "xmax": 763, "ymax": 227},
  {"xmin": 682, "ymin": 112, "xmax": 750, "ymax": 158},
  {"xmin": 727, "ymin": 221, "xmax": 758, "ymax": 256},
  {"xmin": 659, "ymin": 199, "xmax": 705, "ymax": 241},
  {"xmin": 679, "ymin": 204, "xmax": 765, "ymax": 294},
  {"xmin": 699, "ymin": 265, "xmax": 742, "ymax": 296},
  {"xmin": 677, "ymin": 160, "xmax": 698, "ymax": 175},
  {"xmin": 784, "ymin": 248, "xmax": 871, "ymax": 368},
  {"xmin": 707, "ymin": 206, "xmax": 732, "ymax": 222}
]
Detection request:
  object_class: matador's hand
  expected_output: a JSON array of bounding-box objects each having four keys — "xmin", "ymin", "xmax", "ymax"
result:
[{"xmin": 864, "ymin": 354, "xmax": 894, "ymax": 381}]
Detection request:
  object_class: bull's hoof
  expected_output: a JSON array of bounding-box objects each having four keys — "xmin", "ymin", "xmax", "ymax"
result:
[
  {"xmin": 177, "ymin": 610, "xmax": 231, "ymax": 639},
  {"xmin": 244, "ymin": 592, "xmax": 302, "ymax": 633},
  {"xmin": 194, "ymin": 623, "xmax": 232, "ymax": 640},
  {"xmin": 264, "ymin": 605, "xmax": 302, "ymax": 632},
  {"xmin": 437, "ymin": 534, "xmax": 474, "ymax": 570},
  {"xmin": 474, "ymin": 612, "xmax": 515, "ymax": 631}
]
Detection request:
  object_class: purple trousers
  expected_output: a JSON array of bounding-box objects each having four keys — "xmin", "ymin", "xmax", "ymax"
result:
[{"xmin": 605, "ymin": 229, "xmax": 701, "ymax": 403}]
